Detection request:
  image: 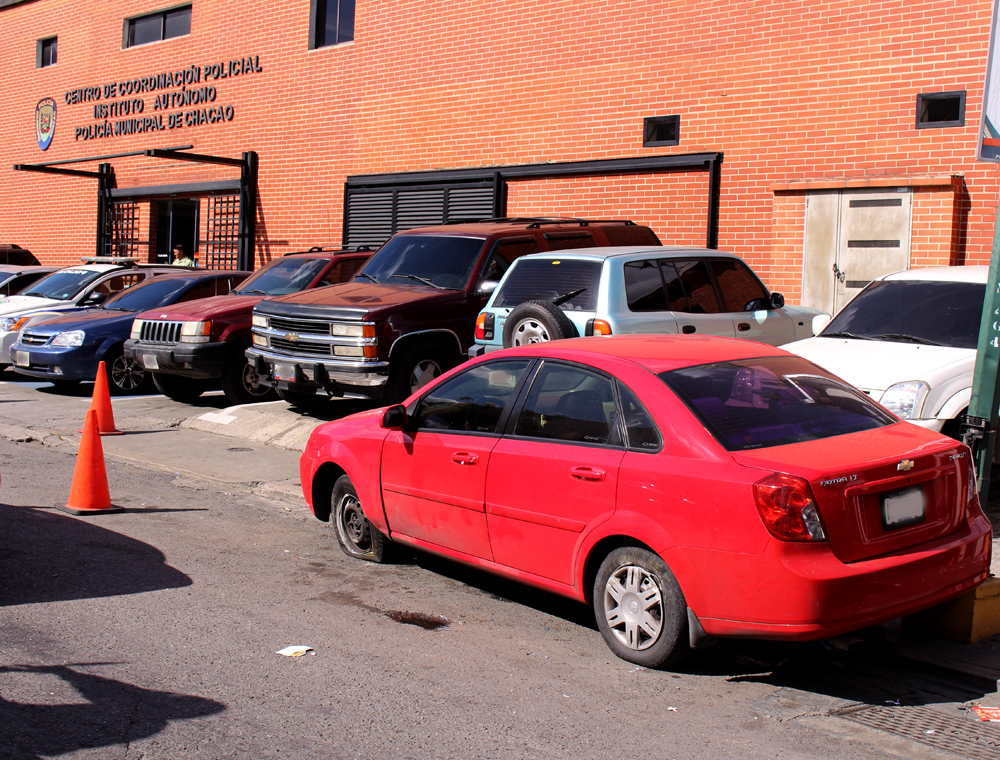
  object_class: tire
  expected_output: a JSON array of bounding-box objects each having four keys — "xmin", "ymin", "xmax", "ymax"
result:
[
  {"xmin": 105, "ymin": 347, "xmax": 148, "ymax": 395},
  {"xmin": 384, "ymin": 342, "xmax": 450, "ymax": 404},
  {"xmin": 502, "ymin": 300, "xmax": 577, "ymax": 349},
  {"xmin": 276, "ymin": 386, "xmax": 329, "ymax": 414},
  {"xmin": 593, "ymin": 546, "xmax": 689, "ymax": 668},
  {"xmin": 152, "ymin": 372, "xmax": 208, "ymax": 403},
  {"xmin": 330, "ymin": 474, "xmax": 392, "ymax": 562},
  {"xmin": 221, "ymin": 353, "xmax": 276, "ymax": 405}
]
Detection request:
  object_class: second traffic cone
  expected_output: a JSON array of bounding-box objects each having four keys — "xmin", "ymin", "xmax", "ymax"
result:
[
  {"xmin": 57, "ymin": 409, "xmax": 122, "ymax": 515},
  {"xmin": 80, "ymin": 360, "xmax": 123, "ymax": 436}
]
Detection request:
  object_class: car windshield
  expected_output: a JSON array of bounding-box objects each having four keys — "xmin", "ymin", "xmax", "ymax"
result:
[
  {"xmin": 661, "ymin": 356, "xmax": 896, "ymax": 451},
  {"xmin": 355, "ymin": 235, "xmax": 485, "ymax": 290},
  {"xmin": 821, "ymin": 279, "xmax": 986, "ymax": 349},
  {"xmin": 21, "ymin": 269, "xmax": 104, "ymax": 301},
  {"xmin": 102, "ymin": 278, "xmax": 193, "ymax": 312},
  {"xmin": 494, "ymin": 258, "xmax": 602, "ymax": 310},
  {"xmin": 233, "ymin": 258, "xmax": 328, "ymax": 296}
]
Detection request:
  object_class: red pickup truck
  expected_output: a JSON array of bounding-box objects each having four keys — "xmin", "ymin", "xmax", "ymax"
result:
[{"xmin": 124, "ymin": 249, "xmax": 370, "ymax": 404}]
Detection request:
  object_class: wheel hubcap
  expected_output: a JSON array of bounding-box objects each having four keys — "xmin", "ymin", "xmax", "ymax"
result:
[
  {"xmin": 511, "ymin": 318, "xmax": 550, "ymax": 346},
  {"xmin": 111, "ymin": 355, "xmax": 144, "ymax": 390},
  {"xmin": 604, "ymin": 565, "xmax": 664, "ymax": 651},
  {"xmin": 242, "ymin": 363, "xmax": 269, "ymax": 396},
  {"xmin": 409, "ymin": 359, "xmax": 442, "ymax": 393},
  {"xmin": 340, "ymin": 494, "xmax": 370, "ymax": 551}
]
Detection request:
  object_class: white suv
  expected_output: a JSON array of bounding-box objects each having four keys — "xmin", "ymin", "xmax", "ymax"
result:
[{"xmin": 784, "ymin": 266, "xmax": 986, "ymax": 438}]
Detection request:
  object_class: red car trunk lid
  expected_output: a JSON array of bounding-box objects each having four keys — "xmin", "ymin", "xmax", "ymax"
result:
[{"xmin": 733, "ymin": 423, "xmax": 971, "ymax": 563}]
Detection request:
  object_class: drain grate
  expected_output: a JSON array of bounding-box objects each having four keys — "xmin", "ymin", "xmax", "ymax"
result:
[{"xmin": 836, "ymin": 703, "xmax": 1000, "ymax": 759}]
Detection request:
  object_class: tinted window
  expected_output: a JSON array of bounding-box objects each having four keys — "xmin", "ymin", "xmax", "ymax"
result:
[
  {"xmin": 481, "ymin": 238, "xmax": 541, "ymax": 287},
  {"xmin": 662, "ymin": 357, "xmax": 896, "ymax": 451},
  {"xmin": 104, "ymin": 278, "xmax": 193, "ymax": 311},
  {"xmin": 176, "ymin": 280, "xmax": 221, "ymax": 303},
  {"xmin": 358, "ymin": 235, "xmax": 485, "ymax": 290},
  {"xmin": 94, "ymin": 274, "xmax": 142, "ymax": 296},
  {"xmin": 711, "ymin": 260, "xmax": 769, "ymax": 311},
  {"xmin": 415, "ymin": 361, "xmax": 529, "ymax": 433},
  {"xmin": 674, "ymin": 260, "xmax": 720, "ymax": 313},
  {"xmin": 494, "ymin": 259, "xmax": 602, "ymax": 311},
  {"xmin": 617, "ymin": 382, "xmax": 661, "ymax": 451},
  {"xmin": 602, "ymin": 226, "xmax": 662, "ymax": 246},
  {"xmin": 515, "ymin": 363, "xmax": 617, "ymax": 445},
  {"xmin": 660, "ymin": 262, "xmax": 691, "ymax": 310},
  {"xmin": 1, "ymin": 272, "xmax": 46, "ymax": 296},
  {"xmin": 235, "ymin": 258, "xmax": 329, "ymax": 296},
  {"xmin": 22, "ymin": 270, "xmax": 104, "ymax": 300},
  {"xmin": 545, "ymin": 234, "xmax": 596, "ymax": 250},
  {"xmin": 821, "ymin": 279, "xmax": 986, "ymax": 349},
  {"xmin": 624, "ymin": 260, "xmax": 666, "ymax": 312}
]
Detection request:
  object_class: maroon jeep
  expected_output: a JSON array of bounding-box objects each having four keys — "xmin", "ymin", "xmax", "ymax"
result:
[
  {"xmin": 124, "ymin": 249, "xmax": 370, "ymax": 404},
  {"xmin": 246, "ymin": 219, "xmax": 661, "ymax": 408}
]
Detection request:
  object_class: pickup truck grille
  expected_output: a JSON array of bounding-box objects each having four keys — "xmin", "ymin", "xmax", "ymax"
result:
[
  {"xmin": 140, "ymin": 320, "xmax": 183, "ymax": 344},
  {"xmin": 268, "ymin": 316, "xmax": 331, "ymax": 335},
  {"xmin": 19, "ymin": 332, "xmax": 49, "ymax": 346},
  {"xmin": 270, "ymin": 337, "xmax": 331, "ymax": 355}
]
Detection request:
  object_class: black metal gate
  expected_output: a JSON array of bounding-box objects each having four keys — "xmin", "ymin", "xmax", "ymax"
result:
[
  {"xmin": 104, "ymin": 200, "xmax": 140, "ymax": 258},
  {"xmin": 202, "ymin": 194, "xmax": 241, "ymax": 269}
]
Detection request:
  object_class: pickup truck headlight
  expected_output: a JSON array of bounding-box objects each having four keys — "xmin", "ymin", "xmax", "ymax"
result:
[
  {"xmin": 331, "ymin": 322, "xmax": 376, "ymax": 338},
  {"xmin": 51, "ymin": 330, "xmax": 85, "ymax": 347},
  {"xmin": 130, "ymin": 318, "xmax": 144, "ymax": 340},
  {"xmin": 252, "ymin": 314, "xmax": 268, "ymax": 328},
  {"xmin": 180, "ymin": 320, "xmax": 212, "ymax": 343},
  {"xmin": 879, "ymin": 381, "xmax": 929, "ymax": 419}
]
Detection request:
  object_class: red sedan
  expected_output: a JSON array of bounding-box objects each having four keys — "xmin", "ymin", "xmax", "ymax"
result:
[{"xmin": 299, "ymin": 335, "xmax": 992, "ymax": 667}]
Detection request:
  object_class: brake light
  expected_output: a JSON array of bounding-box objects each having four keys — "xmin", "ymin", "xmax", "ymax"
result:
[
  {"xmin": 475, "ymin": 312, "xmax": 494, "ymax": 341},
  {"xmin": 592, "ymin": 319, "xmax": 612, "ymax": 336},
  {"xmin": 753, "ymin": 473, "xmax": 827, "ymax": 541}
]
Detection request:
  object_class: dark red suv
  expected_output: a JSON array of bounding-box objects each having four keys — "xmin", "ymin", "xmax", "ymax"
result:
[
  {"xmin": 247, "ymin": 219, "xmax": 661, "ymax": 407},
  {"xmin": 125, "ymin": 249, "xmax": 370, "ymax": 404}
]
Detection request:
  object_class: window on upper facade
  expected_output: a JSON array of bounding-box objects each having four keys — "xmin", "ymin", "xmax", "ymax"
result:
[
  {"xmin": 311, "ymin": 0, "xmax": 355, "ymax": 48},
  {"xmin": 915, "ymin": 91, "xmax": 965, "ymax": 129},
  {"xmin": 37, "ymin": 37, "xmax": 57, "ymax": 68},
  {"xmin": 643, "ymin": 115, "xmax": 680, "ymax": 147},
  {"xmin": 124, "ymin": 5, "xmax": 192, "ymax": 48}
]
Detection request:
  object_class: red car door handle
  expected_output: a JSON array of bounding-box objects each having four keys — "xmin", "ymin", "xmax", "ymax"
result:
[
  {"xmin": 452, "ymin": 452, "xmax": 479, "ymax": 465},
  {"xmin": 570, "ymin": 466, "xmax": 605, "ymax": 482}
]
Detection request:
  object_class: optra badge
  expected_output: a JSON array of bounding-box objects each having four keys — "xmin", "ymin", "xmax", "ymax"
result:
[{"xmin": 36, "ymin": 97, "xmax": 57, "ymax": 150}]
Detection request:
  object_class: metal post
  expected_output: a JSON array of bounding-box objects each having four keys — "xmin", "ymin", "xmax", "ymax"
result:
[
  {"xmin": 706, "ymin": 156, "xmax": 722, "ymax": 249},
  {"xmin": 238, "ymin": 151, "xmax": 258, "ymax": 270},
  {"xmin": 963, "ymin": 197, "xmax": 1000, "ymax": 501},
  {"xmin": 95, "ymin": 163, "xmax": 114, "ymax": 258}
]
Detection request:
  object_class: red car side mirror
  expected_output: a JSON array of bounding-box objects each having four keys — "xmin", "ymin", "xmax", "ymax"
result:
[{"xmin": 380, "ymin": 404, "xmax": 408, "ymax": 429}]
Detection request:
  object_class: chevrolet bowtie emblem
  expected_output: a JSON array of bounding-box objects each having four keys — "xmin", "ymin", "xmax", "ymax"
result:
[
  {"xmin": 284, "ymin": 333, "xmax": 298, "ymax": 342},
  {"xmin": 897, "ymin": 460, "xmax": 915, "ymax": 472}
]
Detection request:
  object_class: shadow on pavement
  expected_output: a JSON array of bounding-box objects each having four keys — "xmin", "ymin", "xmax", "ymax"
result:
[
  {"xmin": 0, "ymin": 503, "xmax": 192, "ymax": 606},
  {"xmin": 0, "ymin": 663, "xmax": 224, "ymax": 760}
]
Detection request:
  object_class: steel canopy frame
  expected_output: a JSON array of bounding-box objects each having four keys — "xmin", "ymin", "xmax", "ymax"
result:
[
  {"xmin": 13, "ymin": 146, "xmax": 258, "ymax": 269},
  {"xmin": 344, "ymin": 152, "xmax": 725, "ymax": 249}
]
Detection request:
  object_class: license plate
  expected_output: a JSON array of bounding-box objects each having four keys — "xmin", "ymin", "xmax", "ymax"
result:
[
  {"xmin": 274, "ymin": 363, "xmax": 297, "ymax": 382},
  {"xmin": 142, "ymin": 354, "xmax": 159, "ymax": 370},
  {"xmin": 14, "ymin": 350, "xmax": 28, "ymax": 367},
  {"xmin": 881, "ymin": 485, "xmax": 925, "ymax": 530}
]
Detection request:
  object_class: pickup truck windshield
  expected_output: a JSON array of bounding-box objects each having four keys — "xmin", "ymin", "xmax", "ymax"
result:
[
  {"xmin": 821, "ymin": 279, "xmax": 986, "ymax": 349},
  {"xmin": 233, "ymin": 258, "xmax": 329, "ymax": 296},
  {"xmin": 356, "ymin": 235, "xmax": 485, "ymax": 290},
  {"xmin": 662, "ymin": 356, "xmax": 895, "ymax": 451},
  {"xmin": 22, "ymin": 270, "xmax": 104, "ymax": 301}
]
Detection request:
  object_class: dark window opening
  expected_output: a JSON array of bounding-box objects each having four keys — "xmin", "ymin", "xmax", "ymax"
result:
[
  {"xmin": 125, "ymin": 5, "xmax": 191, "ymax": 48},
  {"xmin": 312, "ymin": 0, "xmax": 355, "ymax": 48},
  {"xmin": 643, "ymin": 115, "xmax": 680, "ymax": 147},
  {"xmin": 916, "ymin": 91, "xmax": 965, "ymax": 129},
  {"xmin": 37, "ymin": 37, "xmax": 57, "ymax": 68}
]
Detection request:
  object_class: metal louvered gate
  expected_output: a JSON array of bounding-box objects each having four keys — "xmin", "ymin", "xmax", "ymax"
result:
[
  {"xmin": 344, "ymin": 181, "xmax": 497, "ymax": 249},
  {"xmin": 202, "ymin": 195, "xmax": 241, "ymax": 269},
  {"xmin": 104, "ymin": 200, "xmax": 140, "ymax": 258}
]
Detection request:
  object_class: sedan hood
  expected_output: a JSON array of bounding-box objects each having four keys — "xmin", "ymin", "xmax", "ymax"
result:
[
  {"xmin": 21, "ymin": 308, "xmax": 135, "ymax": 334},
  {"xmin": 784, "ymin": 337, "xmax": 973, "ymax": 392},
  {"xmin": 0, "ymin": 295, "xmax": 63, "ymax": 316}
]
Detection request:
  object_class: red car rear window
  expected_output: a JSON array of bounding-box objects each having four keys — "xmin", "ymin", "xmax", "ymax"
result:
[{"xmin": 661, "ymin": 356, "xmax": 896, "ymax": 451}]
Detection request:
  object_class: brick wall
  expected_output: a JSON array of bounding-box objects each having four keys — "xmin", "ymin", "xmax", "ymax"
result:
[{"xmin": 1, "ymin": 0, "xmax": 998, "ymax": 301}]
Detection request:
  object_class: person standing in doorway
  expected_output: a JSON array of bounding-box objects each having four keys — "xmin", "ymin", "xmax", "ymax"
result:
[{"xmin": 172, "ymin": 244, "xmax": 195, "ymax": 267}]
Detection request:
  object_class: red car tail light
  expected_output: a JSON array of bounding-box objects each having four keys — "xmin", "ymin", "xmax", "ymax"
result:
[{"xmin": 753, "ymin": 473, "xmax": 827, "ymax": 542}]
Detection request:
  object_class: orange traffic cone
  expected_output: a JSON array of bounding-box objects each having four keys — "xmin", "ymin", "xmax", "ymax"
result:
[
  {"xmin": 79, "ymin": 361, "xmax": 123, "ymax": 436},
  {"xmin": 57, "ymin": 409, "xmax": 122, "ymax": 515}
]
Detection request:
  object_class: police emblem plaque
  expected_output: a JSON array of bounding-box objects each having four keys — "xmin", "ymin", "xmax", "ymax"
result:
[{"xmin": 35, "ymin": 97, "xmax": 57, "ymax": 151}]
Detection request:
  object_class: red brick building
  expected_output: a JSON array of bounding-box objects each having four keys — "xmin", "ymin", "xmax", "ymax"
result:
[{"xmin": 1, "ymin": 0, "xmax": 998, "ymax": 314}]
